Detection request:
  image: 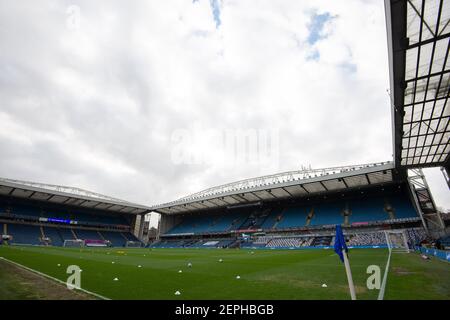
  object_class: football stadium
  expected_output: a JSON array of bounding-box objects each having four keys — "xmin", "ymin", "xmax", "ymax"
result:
[{"xmin": 0, "ymin": 0, "xmax": 449, "ymax": 303}]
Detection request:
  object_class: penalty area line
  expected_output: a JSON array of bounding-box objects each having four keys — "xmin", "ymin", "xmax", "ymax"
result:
[
  {"xmin": 377, "ymin": 248, "xmax": 392, "ymax": 300},
  {"xmin": 0, "ymin": 256, "xmax": 110, "ymax": 300}
]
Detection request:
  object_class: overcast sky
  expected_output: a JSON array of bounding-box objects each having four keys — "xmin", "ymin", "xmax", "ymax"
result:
[{"xmin": 0, "ymin": 0, "xmax": 448, "ymax": 225}]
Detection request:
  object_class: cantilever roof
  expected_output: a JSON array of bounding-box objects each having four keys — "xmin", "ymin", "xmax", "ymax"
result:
[
  {"xmin": 386, "ymin": 0, "xmax": 450, "ymax": 168},
  {"xmin": 0, "ymin": 177, "xmax": 151, "ymax": 215},
  {"xmin": 151, "ymin": 162, "xmax": 396, "ymax": 215}
]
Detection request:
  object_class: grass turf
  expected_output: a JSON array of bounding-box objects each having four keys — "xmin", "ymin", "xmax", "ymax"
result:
[
  {"xmin": 0, "ymin": 258, "xmax": 94, "ymax": 300},
  {"xmin": 0, "ymin": 245, "xmax": 448, "ymax": 300}
]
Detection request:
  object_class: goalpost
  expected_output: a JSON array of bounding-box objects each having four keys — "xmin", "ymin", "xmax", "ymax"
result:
[
  {"xmin": 378, "ymin": 229, "xmax": 410, "ymax": 300},
  {"xmin": 63, "ymin": 239, "xmax": 85, "ymax": 248},
  {"xmin": 125, "ymin": 241, "xmax": 142, "ymax": 248},
  {"xmin": 384, "ymin": 229, "xmax": 410, "ymax": 253}
]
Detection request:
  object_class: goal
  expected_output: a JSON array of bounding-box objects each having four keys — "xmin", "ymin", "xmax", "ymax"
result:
[
  {"xmin": 63, "ymin": 239, "xmax": 85, "ymax": 247},
  {"xmin": 126, "ymin": 241, "xmax": 142, "ymax": 248},
  {"xmin": 384, "ymin": 230, "xmax": 410, "ymax": 253}
]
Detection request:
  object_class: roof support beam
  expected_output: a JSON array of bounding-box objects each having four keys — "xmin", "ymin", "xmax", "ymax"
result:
[
  {"xmin": 319, "ymin": 181, "xmax": 328, "ymax": 192},
  {"xmin": 405, "ymin": 69, "xmax": 450, "ymax": 83},
  {"xmin": 387, "ymin": 0, "xmax": 450, "ymax": 168},
  {"xmin": 230, "ymin": 194, "xmax": 248, "ymax": 203},
  {"xmin": 404, "ymin": 115, "xmax": 450, "ymax": 125},
  {"xmin": 415, "ymin": 0, "xmax": 446, "ymax": 162},
  {"xmin": 386, "ymin": 0, "xmax": 407, "ymax": 168},
  {"xmin": 404, "ymin": 95, "xmax": 448, "ymax": 107},
  {"xmin": 8, "ymin": 188, "xmax": 15, "ymax": 196},
  {"xmin": 406, "ymin": 32, "xmax": 450, "ymax": 50},
  {"xmin": 281, "ymin": 187, "xmax": 293, "ymax": 197},
  {"xmin": 364, "ymin": 173, "xmax": 371, "ymax": 185}
]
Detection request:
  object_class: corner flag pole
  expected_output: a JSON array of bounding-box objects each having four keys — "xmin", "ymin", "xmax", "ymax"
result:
[
  {"xmin": 342, "ymin": 250, "xmax": 356, "ymax": 300},
  {"xmin": 334, "ymin": 224, "xmax": 356, "ymax": 300}
]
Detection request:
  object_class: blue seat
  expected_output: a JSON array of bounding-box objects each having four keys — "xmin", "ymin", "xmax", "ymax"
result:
[
  {"xmin": 73, "ymin": 229, "xmax": 102, "ymax": 240},
  {"xmin": 310, "ymin": 203, "xmax": 344, "ymax": 226},
  {"xmin": 58, "ymin": 227, "xmax": 76, "ymax": 240},
  {"xmin": 349, "ymin": 197, "xmax": 389, "ymax": 223},
  {"xmin": 0, "ymin": 198, "xmax": 131, "ymax": 227},
  {"xmin": 123, "ymin": 232, "xmax": 140, "ymax": 242},
  {"xmin": 390, "ymin": 197, "xmax": 417, "ymax": 219},
  {"xmin": 276, "ymin": 207, "xmax": 309, "ymax": 228},
  {"xmin": 100, "ymin": 231, "xmax": 127, "ymax": 247},
  {"xmin": 261, "ymin": 209, "xmax": 283, "ymax": 229},
  {"xmin": 43, "ymin": 226, "xmax": 63, "ymax": 246},
  {"xmin": 7, "ymin": 224, "xmax": 42, "ymax": 245}
]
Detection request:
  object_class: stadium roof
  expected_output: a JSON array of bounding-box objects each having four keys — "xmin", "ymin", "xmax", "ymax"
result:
[
  {"xmin": 0, "ymin": 177, "xmax": 151, "ymax": 214},
  {"xmin": 151, "ymin": 162, "xmax": 397, "ymax": 215},
  {"xmin": 386, "ymin": 0, "xmax": 450, "ymax": 169}
]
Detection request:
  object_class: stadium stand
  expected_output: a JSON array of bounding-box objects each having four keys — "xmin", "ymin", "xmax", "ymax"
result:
[
  {"xmin": 149, "ymin": 238, "xmax": 236, "ymax": 249},
  {"xmin": 155, "ymin": 170, "xmax": 437, "ymax": 246},
  {"xmin": 42, "ymin": 226, "xmax": 63, "ymax": 246},
  {"xmin": 100, "ymin": 231, "xmax": 128, "ymax": 247},
  {"xmin": 58, "ymin": 227, "xmax": 76, "ymax": 240},
  {"xmin": 0, "ymin": 179, "xmax": 147, "ymax": 247},
  {"xmin": 5, "ymin": 203, "xmax": 131, "ymax": 227},
  {"xmin": 275, "ymin": 207, "xmax": 308, "ymax": 229},
  {"xmin": 390, "ymin": 197, "xmax": 418, "ymax": 219},
  {"xmin": 234, "ymin": 228, "xmax": 429, "ymax": 249},
  {"xmin": 121, "ymin": 231, "xmax": 140, "ymax": 243},
  {"xmin": 438, "ymin": 235, "xmax": 450, "ymax": 250},
  {"xmin": 6, "ymin": 223, "xmax": 42, "ymax": 245},
  {"xmin": 347, "ymin": 232, "xmax": 386, "ymax": 246},
  {"xmin": 260, "ymin": 209, "xmax": 282, "ymax": 229},
  {"xmin": 266, "ymin": 237, "xmax": 303, "ymax": 248},
  {"xmin": 166, "ymin": 211, "xmax": 250, "ymax": 235},
  {"xmin": 73, "ymin": 229, "xmax": 103, "ymax": 241},
  {"xmin": 310, "ymin": 204, "xmax": 344, "ymax": 226},
  {"xmin": 162, "ymin": 189, "xmax": 422, "ymax": 238},
  {"xmin": 1, "ymin": 221, "xmax": 141, "ymax": 247},
  {"xmin": 311, "ymin": 236, "xmax": 332, "ymax": 246},
  {"xmin": 406, "ymin": 228, "xmax": 428, "ymax": 246},
  {"xmin": 348, "ymin": 198, "xmax": 389, "ymax": 223}
]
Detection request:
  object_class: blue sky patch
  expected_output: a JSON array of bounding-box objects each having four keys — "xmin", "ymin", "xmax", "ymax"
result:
[
  {"xmin": 307, "ymin": 12, "xmax": 333, "ymax": 45},
  {"xmin": 193, "ymin": 0, "xmax": 222, "ymax": 29},
  {"xmin": 306, "ymin": 50, "xmax": 320, "ymax": 61}
]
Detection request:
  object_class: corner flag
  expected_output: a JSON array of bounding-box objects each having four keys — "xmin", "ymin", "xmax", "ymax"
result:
[
  {"xmin": 334, "ymin": 224, "xmax": 356, "ymax": 300},
  {"xmin": 334, "ymin": 224, "xmax": 348, "ymax": 262}
]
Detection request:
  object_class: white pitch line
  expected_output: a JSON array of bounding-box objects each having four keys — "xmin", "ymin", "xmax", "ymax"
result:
[
  {"xmin": 0, "ymin": 257, "xmax": 110, "ymax": 300},
  {"xmin": 377, "ymin": 249, "xmax": 392, "ymax": 300}
]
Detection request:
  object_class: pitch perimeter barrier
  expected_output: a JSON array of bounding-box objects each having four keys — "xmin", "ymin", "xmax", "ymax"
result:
[{"xmin": 416, "ymin": 246, "xmax": 450, "ymax": 262}]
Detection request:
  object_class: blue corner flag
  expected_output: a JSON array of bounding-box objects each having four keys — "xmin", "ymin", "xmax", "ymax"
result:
[
  {"xmin": 334, "ymin": 224, "xmax": 356, "ymax": 300},
  {"xmin": 334, "ymin": 224, "xmax": 348, "ymax": 262}
]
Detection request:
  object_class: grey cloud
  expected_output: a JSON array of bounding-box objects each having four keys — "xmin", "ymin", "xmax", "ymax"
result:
[{"xmin": 0, "ymin": 0, "xmax": 448, "ymax": 213}]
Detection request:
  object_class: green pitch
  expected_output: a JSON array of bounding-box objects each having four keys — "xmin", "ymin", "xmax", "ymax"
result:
[{"xmin": 0, "ymin": 245, "xmax": 448, "ymax": 300}]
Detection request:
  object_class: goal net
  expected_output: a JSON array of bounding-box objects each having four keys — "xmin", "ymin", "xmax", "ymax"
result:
[
  {"xmin": 126, "ymin": 241, "xmax": 142, "ymax": 248},
  {"xmin": 63, "ymin": 239, "xmax": 85, "ymax": 247},
  {"xmin": 384, "ymin": 230, "xmax": 410, "ymax": 253}
]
